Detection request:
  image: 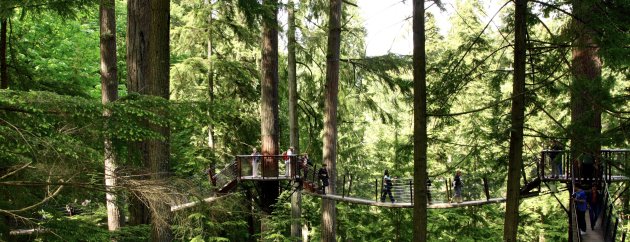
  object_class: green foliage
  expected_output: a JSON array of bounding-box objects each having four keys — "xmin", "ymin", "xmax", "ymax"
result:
[{"xmin": 0, "ymin": 0, "xmax": 628, "ymax": 240}]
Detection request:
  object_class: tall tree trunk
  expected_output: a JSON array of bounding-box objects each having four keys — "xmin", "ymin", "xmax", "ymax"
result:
[
  {"xmin": 322, "ymin": 0, "xmax": 341, "ymax": 241},
  {"xmin": 126, "ymin": 0, "xmax": 151, "ymax": 226},
  {"xmin": 205, "ymin": 0, "xmax": 215, "ymax": 149},
  {"xmin": 570, "ymin": 0, "xmax": 601, "ymax": 175},
  {"xmin": 100, "ymin": 0, "xmax": 122, "ymax": 231},
  {"xmin": 148, "ymin": 0, "xmax": 171, "ymax": 241},
  {"xmin": 503, "ymin": 0, "xmax": 527, "ymax": 240},
  {"xmin": 411, "ymin": 0, "xmax": 427, "ymax": 241},
  {"xmin": 0, "ymin": 18, "xmax": 8, "ymax": 89},
  {"xmin": 259, "ymin": 1, "xmax": 280, "ymax": 235},
  {"xmin": 287, "ymin": 1, "xmax": 301, "ymax": 240}
]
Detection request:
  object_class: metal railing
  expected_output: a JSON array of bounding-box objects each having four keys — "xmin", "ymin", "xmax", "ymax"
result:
[
  {"xmin": 235, "ymin": 154, "xmax": 300, "ymax": 179},
  {"xmin": 601, "ymin": 179, "xmax": 626, "ymax": 242},
  {"xmin": 213, "ymin": 161, "xmax": 239, "ymax": 191},
  {"xmin": 539, "ymin": 149, "xmax": 630, "ymax": 182}
]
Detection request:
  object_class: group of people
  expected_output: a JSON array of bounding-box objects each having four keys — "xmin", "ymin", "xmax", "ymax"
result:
[
  {"xmin": 379, "ymin": 170, "xmax": 442, "ymax": 204},
  {"xmin": 249, "ymin": 147, "xmax": 297, "ymax": 177},
  {"xmin": 248, "ymin": 147, "xmax": 330, "ymax": 194},
  {"xmin": 573, "ymin": 184, "xmax": 603, "ymax": 235}
]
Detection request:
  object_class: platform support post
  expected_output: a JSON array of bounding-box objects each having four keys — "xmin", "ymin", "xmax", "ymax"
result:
[
  {"xmin": 375, "ymin": 179, "xmax": 378, "ymax": 202},
  {"xmin": 347, "ymin": 175, "xmax": 353, "ymax": 197},
  {"xmin": 409, "ymin": 180, "xmax": 413, "ymax": 203}
]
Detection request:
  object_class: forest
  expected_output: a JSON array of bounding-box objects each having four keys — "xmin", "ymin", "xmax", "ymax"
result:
[{"xmin": 0, "ymin": 0, "xmax": 629, "ymax": 241}]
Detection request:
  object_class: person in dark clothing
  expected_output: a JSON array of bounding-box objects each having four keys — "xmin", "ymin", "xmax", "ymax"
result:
[
  {"xmin": 581, "ymin": 153, "xmax": 595, "ymax": 179},
  {"xmin": 381, "ymin": 170, "xmax": 395, "ymax": 203},
  {"xmin": 426, "ymin": 178, "xmax": 432, "ymax": 204},
  {"xmin": 549, "ymin": 140, "xmax": 564, "ymax": 178},
  {"xmin": 318, "ymin": 164, "xmax": 329, "ymax": 194},
  {"xmin": 574, "ymin": 185, "xmax": 588, "ymax": 235},
  {"xmin": 588, "ymin": 184, "xmax": 602, "ymax": 230},
  {"xmin": 452, "ymin": 171, "xmax": 463, "ymax": 203}
]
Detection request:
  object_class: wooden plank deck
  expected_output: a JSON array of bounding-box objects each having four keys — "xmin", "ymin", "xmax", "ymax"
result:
[
  {"xmin": 581, "ymin": 211, "xmax": 605, "ymax": 242},
  {"xmin": 240, "ymin": 175, "xmax": 293, "ymax": 181},
  {"xmin": 541, "ymin": 175, "xmax": 629, "ymax": 182}
]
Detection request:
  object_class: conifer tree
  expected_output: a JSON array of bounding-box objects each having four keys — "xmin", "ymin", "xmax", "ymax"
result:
[
  {"xmin": 322, "ymin": 0, "xmax": 341, "ymax": 240},
  {"xmin": 100, "ymin": 0, "xmax": 122, "ymax": 231}
]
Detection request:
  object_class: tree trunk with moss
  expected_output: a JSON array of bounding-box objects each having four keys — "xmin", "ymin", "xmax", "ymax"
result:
[
  {"xmin": 322, "ymin": 0, "xmax": 341, "ymax": 241},
  {"xmin": 412, "ymin": 0, "xmax": 428, "ymax": 240},
  {"xmin": 503, "ymin": 0, "xmax": 527, "ymax": 240},
  {"xmin": 126, "ymin": 0, "xmax": 151, "ymax": 226},
  {"xmin": 100, "ymin": 0, "xmax": 122, "ymax": 231},
  {"xmin": 147, "ymin": 0, "xmax": 171, "ymax": 241}
]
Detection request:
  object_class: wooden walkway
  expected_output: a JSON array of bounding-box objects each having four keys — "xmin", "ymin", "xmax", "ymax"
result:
[
  {"xmin": 306, "ymin": 191, "xmax": 538, "ymax": 209},
  {"xmin": 581, "ymin": 211, "xmax": 605, "ymax": 242},
  {"xmin": 240, "ymin": 175, "xmax": 293, "ymax": 181},
  {"xmin": 541, "ymin": 175, "xmax": 629, "ymax": 182}
]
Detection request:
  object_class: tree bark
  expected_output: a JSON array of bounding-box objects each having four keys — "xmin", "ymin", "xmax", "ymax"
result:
[
  {"xmin": 205, "ymin": 0, "xmax": 215, "ymax": 149},
  {"xmin": 259, "ymin": 0, "xmax": 280, "ymax": 226},
  {"xmin": 570, "ymin": 0, "xmax": 602, "ymax": 175},
  {"xmin": 148, "ymin": 0, "xmax": 171, "ymax": 241},
  {"xmin": 126, "ymin": 0, "xmax": 151, "ymax": 226},
  {"xmin": 100, "ymin": 0, "xmax": 122, "ymax": 231},
  {"xmin": 0, "ymin": 18, "xmax": 8, "ymax": 89},
  {"xmin": 287, "ymin": 1, "xmax": 301, "ymax": 240},
  {"xmin": 412, "ymin": 0, "xmax": 427, "ymax": 241},
  {"xmin": 322, "ymin": 0, "xmax": 341, "ymax": 241},
  {"xmin": 503, "ymin": 0, "xmax": 527, "ymax": 240}
]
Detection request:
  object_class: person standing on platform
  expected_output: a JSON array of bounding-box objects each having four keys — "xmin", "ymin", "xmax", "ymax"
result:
[
  {"xmin": 318, "ymin": 164, "xmax": 329, "ymax": 194},
  {"xmin": 588, "ymin": 184, "xmax": 602, "ymax": 230},
  {"xmin": 452, "ymin": 170, "xmax": 463, "ymax": 203},
  {"xmin": 381, "ymin": 170, "xmax": 395, "ymax": 203},
  {"xmin": 251, "ymin": 148, "xmax": 261, "ymax": 177},
  {"xmin": 287, "ymin": 147, "xmax": 294, "ymax": 176},
  {"xmin": 574, "ymin": 185, "xmax": 588, "ymax": 235},
  {"xmin": 549, "ymin": 140, "xmax": 564, "ymax": 178}
]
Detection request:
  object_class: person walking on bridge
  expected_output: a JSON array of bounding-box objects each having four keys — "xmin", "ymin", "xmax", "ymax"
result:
[
  {"xmin": 588, "ymin": 184, "xmax": 602, "ymax": 230},
  {"xmin": 318, "ymin": 164, "xmax": 329, "ymax": 194},
  {"xmin": 574, "ymin": 185, "xmax": 588, "ymax": 235},
  {"xmin": 452, "ymin": 170, "xmax": 463, "ymax": 203},
  {"xmin": 381, "ymin": 170, "xmax": 395, "ymax": 203}
]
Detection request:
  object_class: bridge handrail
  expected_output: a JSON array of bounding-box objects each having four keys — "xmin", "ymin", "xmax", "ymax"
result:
[
  {"xmin": 570, "ymin": 161, "xmax": 582, "ymax": 242},
  {"xmin": 602, "ymin": 178, "xmax": 625, "ymax": 241},
  {"xmin": 213, "ymin": 160, "xmax": 239, "ymax": 190}
]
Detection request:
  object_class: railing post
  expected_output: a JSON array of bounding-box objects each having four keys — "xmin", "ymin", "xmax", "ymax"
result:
[
  {"xmin": 446, "ymin": 178, "xmax": 451, "ymax": 202},
  {"xmin": 312, "ymin": 164, "xmax": 317, "ymax": 184},
  {"xmin": 347, "ymin": 174, "xmax": 353, "ymax": 197},
  {"xmin": 342, "ymin": 173, "xmax": 346, "ymax": 198},
  {"xmin": 483, "ymin": 177, "xmax": 490, "ymax": 201},
  {"xmin": 237, "ymin": 157, "xmax": 242, "ymax": 178},
  {"xmin": 409, "ymin": 180, "xmax": 413, "ymax": 203},
  {"xmin": 605, "ymin": 204, "xmax": 613, "ymax": 239},
  {"xmin": 375, "ymin": 179, "xmax": 378, "ymax": 202},
  {"xmin": 612, "ymin": 218, "xmax": 619, "ymax": 242},
  {"xmin": 539, "ymin": 151, "xmax": 543, "ymax": 179}
]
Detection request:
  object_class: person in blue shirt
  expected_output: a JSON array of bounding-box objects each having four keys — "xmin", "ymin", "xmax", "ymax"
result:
[{"xmin": 574, "ymin": 185, "xmax": 588, "ymax": 235}]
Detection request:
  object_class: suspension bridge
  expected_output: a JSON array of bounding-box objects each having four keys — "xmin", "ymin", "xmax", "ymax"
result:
[{"xmin": 198, "ymin": 149, "xmax": 630, "ymax": 241}]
